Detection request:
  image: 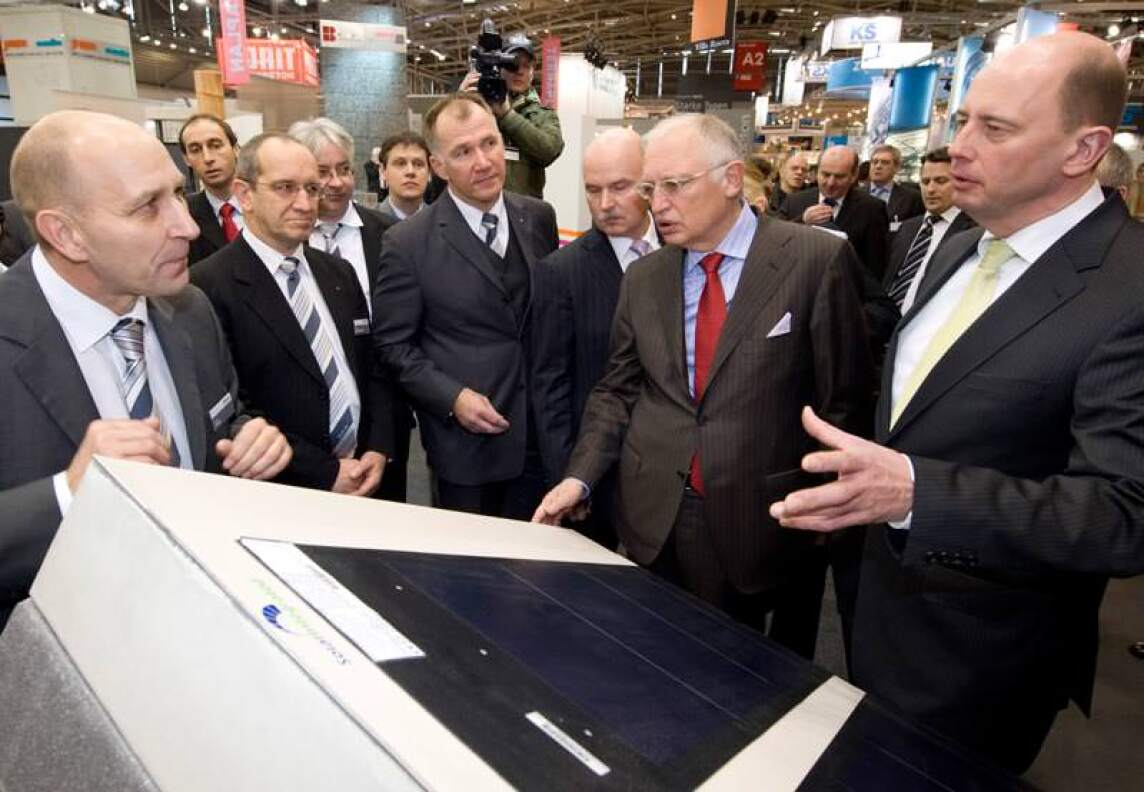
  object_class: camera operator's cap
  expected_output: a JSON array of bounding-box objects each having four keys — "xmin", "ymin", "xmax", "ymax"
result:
[{"xmin": 504, "ymin": 33, "xmax": 535, "ymax": 60}]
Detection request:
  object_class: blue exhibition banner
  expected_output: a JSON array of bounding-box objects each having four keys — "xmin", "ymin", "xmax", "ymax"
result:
[
  {"xmin": 889, "ymin": 64, "xmax": 938, "ymax": 132},
  {"xmin": 825, "ymin": 58, "xmax": 873, "ymax": 99}
]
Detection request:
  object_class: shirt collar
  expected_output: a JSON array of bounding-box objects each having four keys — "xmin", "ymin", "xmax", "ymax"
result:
[
  {"xmin": 320, "ymin": 201, "xmax": 363, "ymax": 229},
  {"xmin": 448, "ymin": 188, "xmax": 506, "ymax": 239},
  {"xmin": 242, "ymin": 228, "xmax": 306, "ymax": 277},
  {"xmin": 205, "ymin": 190, "xmax": 240, "ymax": 218},
  {"xmin": 685, "ymin": 202, "xmax": 757, "ymax": 268},
  {"xmin": 938, "ymin": 206, "xmax": 961, "ymax": 224},
  {"xmin": 32, "ymin": 246, "xmax": 147, "ymax": 352},
  {"xmin": 606, "ymin": 213, "xmax": 658, "ymax": 262},
  {"xmin": 979, "ymin": 181, "xmax": 1104, "ymax": 265}
]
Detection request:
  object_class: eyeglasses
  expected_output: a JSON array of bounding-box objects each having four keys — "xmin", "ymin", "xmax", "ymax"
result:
[
  {"xmin": 635, "ymin": 161, "xmax": 734, "ymax": 201},
  {"xmin": 318, "ymin": 163, "xmax": 353, "ymax": 181},
  {"xmin": 256, "ymin": 180, "xmax": 323, "ymax": 200}
]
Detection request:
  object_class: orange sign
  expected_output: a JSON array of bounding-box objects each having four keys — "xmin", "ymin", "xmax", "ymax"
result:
[{"xmin": 217, "ymin": 39, "xmax": 319, "ymax": 87}]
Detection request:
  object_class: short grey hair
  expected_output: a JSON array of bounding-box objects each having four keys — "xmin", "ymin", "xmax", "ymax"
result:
[
  {"xmin": 1096, "ymin": 143, "xmax": 1134, "ymax": 191},
  {"xmin": 643, "ymin": 114, "xmax": 743, "ymax": 171},
  {"xmin": 287, "ymin": 117, "xmax": 354, "ymax": 162}
]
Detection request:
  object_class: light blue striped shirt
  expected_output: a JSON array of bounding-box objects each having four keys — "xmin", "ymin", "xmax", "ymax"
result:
[{"xmin": 683, "ymin": 202, "xmax": 758, "ymax": 397}]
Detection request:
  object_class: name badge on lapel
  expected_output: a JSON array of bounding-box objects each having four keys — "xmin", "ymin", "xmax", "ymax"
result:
[
  {"xmin": 353, "ymin": 318, "xmax": 371, "ymax": 336},
  {"xmin": 209, "ymin": 392, "xmax": 236, "ymax": 431},
  {"xmin": 504, "ymin": 146, "xmax": 521, "ymax": 162}
]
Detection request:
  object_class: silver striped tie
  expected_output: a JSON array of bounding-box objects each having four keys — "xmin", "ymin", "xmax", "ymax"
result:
[{"xmin": 109, "ymin": 318, "xmax": 181, "ymax": 466}]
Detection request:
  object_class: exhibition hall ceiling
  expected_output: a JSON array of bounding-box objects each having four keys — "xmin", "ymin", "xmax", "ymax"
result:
[{"xmin": 80, "ymin": 0, "xmax": 1144, "ymax": 97}]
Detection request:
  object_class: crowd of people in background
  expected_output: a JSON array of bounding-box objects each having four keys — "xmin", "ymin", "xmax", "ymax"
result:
[{"xmin": 1, "ymin": 29, "xmax": 1143, "ymax": 779}]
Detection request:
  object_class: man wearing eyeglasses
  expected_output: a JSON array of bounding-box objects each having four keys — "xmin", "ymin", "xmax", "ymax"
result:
[
  {"xmin": 531, "ymin": 127, "xmax": 657, "ymax": 549},
  {"xmin": 192, "ymin": 133, "xmax": 396, "ymax": 497},
  {"xmin": 374, "ymin": 93, "xmax": 559, "ymax": 520},
  {"xmin": 461, "ymin": 33, "xmax": 564, "ymax": 199},
  {"xmin": 534, "ymin": 114, "xmax": 873, "ymax": 659}
]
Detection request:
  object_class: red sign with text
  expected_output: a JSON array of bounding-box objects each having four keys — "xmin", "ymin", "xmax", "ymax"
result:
[
  {"xmin": 217, "ymin": 0, "xmax": 249, "ymax": 85},
  {"xmin": 540, "ymin": 36, "xmax": 560, "ymax": 109},
  {"xmin": 733, "ymin": 42, "xmax": 767, "ymax": 92},
  {"xmin": 217, "ymin": 39, "xmax": 319, "ymax": 88}
]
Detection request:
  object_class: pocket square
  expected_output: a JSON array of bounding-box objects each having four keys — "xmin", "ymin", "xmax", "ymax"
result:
[{"xmin": 767, "ymin": 312, "xmax": 792, "ymax": 338}]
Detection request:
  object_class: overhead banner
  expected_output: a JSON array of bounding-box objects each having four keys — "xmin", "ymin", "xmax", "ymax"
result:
[
  {"xmin": 780, "ymin": 55, "xmax": 805, "ymax": 106},
  {"xmin": 824, "ymin": 57, "xmax": 873, "ymax": 100},
  {"xmin": 218, "ymin": 39, "xmax": 319, "ymax": 87},
  {"xmin": 860, "ymin": 41, "xmax": 932, "ymax": 71},
  {"xmin": 733, "ymin": 42, "xmax": 767, "ymax": 92},
  {"xmin": 540, "ymin": 36, "xmax": 560, "ymax": 109},
  {"xmin": 889, "ymin": 64, "xmax": 938, "ymax": 132},
  {"xmin": 690, "ymin": 0, "xmax": 735, "ymax": 53},
  {"xmin": 820, "ymin": 16, "xmax": 902, "ymax": 56},
  {"xmin": 864, "ymin": 76, "xmax": 892, "ymax": 154},
  {"xmin": 945, "ymin": 36, "xmax": 985, "ymax": 141},
  {"xmin": 218, "ymin": 0, "xmax": 249, "ymax": 86},
  {"xmin": 319, "ymin": 19, "xmax": 407, "ymax": 52}
]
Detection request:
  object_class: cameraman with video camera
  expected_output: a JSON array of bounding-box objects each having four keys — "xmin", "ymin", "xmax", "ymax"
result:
[{"xmin": 461, "ymin": 31, "xmax": 563, "ymax": 198}]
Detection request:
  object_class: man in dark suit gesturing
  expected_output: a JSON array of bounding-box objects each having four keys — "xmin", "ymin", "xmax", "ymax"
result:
[
  {"xmin": 192, "ymin": 134, "xmax": 394, "ymax": 497},
  {"xmin": 179, "ymin": 114, "xmax": 242, "ymax": 265},
  {"xmin": 534, "ymin": 114, "xmax": 873, "ymax": 658},
  {"xmin": 883, "ymin": 146, "xmax": 976, "ymax": 313},
  {"xmin": 0, "ymin": 112, "xmax": 291, "ymax": 629},
  {"xmin": 531, "ymin": 127, "xmax": 658, "ymax": 548},
  {"xmin": 288, "ymin": 118, "xmax": 412, "ymax": 502},
  {"xmin": 771, "ymin": 32, "xmax": 1144, "ymax": 772},
  {"xmin": 373, "ymin": 93, "xmax": 559, "ymax": 520}
]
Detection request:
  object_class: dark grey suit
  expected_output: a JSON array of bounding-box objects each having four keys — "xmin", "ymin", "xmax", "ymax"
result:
[
  {"xmin": 883, "ymin": 210, "xmax": 978, "ymax": 296},
  {"xmin": 855, "ymin": 193, "xmax": 1144, "ymax": 772},
  {"xmin": 372, "ymin": 191, "xmax": 558, "ymax": 504},
  {"xmin": 0, "ymin": 200, "xmax": 35, "ymax": 265},
  {"xmin": 187, "ymin": 190, "xmax": 228, "ymax": 266},
  {"xmin": 0, "ymin": 254, "xmax": 247, "ymax": 628},
  {"xmin": 566, "ymin": 216, "xmax": 873, "ymax": 597},
  {"xmin": 531, "ymin": 226, "xmax": 626, "ymax": 546},
  {"xmin": 872, "ymin": 182, "xmax": 925, "ymax": 224}
]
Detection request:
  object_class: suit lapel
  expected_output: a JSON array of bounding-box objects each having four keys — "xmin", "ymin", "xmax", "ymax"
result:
[
  {"xmin": 649, "ymin": 246, "xmax": 689, "ymax": 396},
  {"xmin": 190, "ymin": 192, "xmax": 226, "ymax": 251},
  {"xmin": 1, "ymin": 258, "xmax": 100, "ymax": 449},
  {"xmin": 355, "ymin": 202, "xmax": 382, "ymax": 288},
  {"xmin": 148, "ymin": 298, "xmax": 206, "ymax": 468},
  {"xmin": 582, "ymin": 227, "xmax": 623, "ymax": 284},
  {"xmin": 505, "ymin": 193, "xmax": 538, "ymax": 332},
  {"xmin": 702, "ymin": 217, "xmax": 790, "ymax": 400},
  {"xmin": 439, "ymin": 194, "xmax": 509, "ymax": 299},
  {"xmin": 232, "ymin": 238, "xmax": 326, "ymax": 387}
]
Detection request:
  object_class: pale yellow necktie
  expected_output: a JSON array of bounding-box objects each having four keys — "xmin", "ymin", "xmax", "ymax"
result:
[{"xmin": 891, "ymin": 238, "xmax": 1016, "ymax": 428}]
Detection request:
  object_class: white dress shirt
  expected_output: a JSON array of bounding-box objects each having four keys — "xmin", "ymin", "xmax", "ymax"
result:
[
  {"xmin": 204, "ymin": 190, "xmax": 244, "ymax": 232},
  {"xmin": 607, "ymin": 214, "xmax": 660, "ymax": 273},
  {"xmin": 243, "ymin": 229, "xmax": 362, "ymax": 451},
  {"xmin": 33, "ymin": 247, "xmax": 192, "ymax": 513},
  {"xmin": 309, "ymin": 202, "xmax": 370, "ymax": 317},
  {"xmin": 449, "ymin": 188, "xmax": 509, "ymax": 257},
  {"xmin": 889, "ymin": 181, "xmax": 1104, "ymax": 529},
  {"xmin": 898, "ymin": 206, "xmax": 965, "ymax": 314}
]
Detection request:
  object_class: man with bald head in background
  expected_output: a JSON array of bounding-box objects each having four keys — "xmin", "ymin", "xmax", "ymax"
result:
[
  {"xmin": 0, "ymin": 111, "xmax": 292, "ymax": 629},
  {"xmin": 531, "ymin": 127, "xmax": 658, "ymax": 548},
  {"xmin": 780, "ymin": 145, "xmax": 891, "ymax": 281},
  {"xmin": 770, "ymin": 32, "xmax": 1144, "ymax": 771}
]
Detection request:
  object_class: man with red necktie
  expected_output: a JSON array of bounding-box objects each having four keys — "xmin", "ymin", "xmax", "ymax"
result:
[
  {"xmin": 179, "ymin": 114, "xmax": 243, "ymax": 265},
  {"xmin": 533, "ymin": 114, "xmax": 873, "ymax": 658}
]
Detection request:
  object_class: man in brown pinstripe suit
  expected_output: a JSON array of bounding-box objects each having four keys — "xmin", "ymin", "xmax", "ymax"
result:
[{"xmin": 533, "ymin": 114, "xmax": 874, "ymax": 658}]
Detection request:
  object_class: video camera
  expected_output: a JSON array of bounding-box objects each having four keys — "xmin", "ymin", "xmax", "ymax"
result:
[{"xmin": 469, "ymin": 19, "xmax": 517, "ymax": 106}]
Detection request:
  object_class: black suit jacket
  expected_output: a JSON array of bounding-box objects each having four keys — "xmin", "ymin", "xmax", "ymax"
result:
[
  {"xmin": 780, "ymin": 186, "xmax": 891, "ymax": 280},
  {"xmin": 372, "ymin": 191, "xmax": 559, "ymax": 485},
  {"xmin": 883, "ymin": 210, "xmax": 978, "ymax": 296},
  {"xmin": 531, "ymin": 226, "xmax": 624, "ymax": 484},
  {"xmin": 187, "ymin": 191, "xmax": 228, "ymax": 266},
  {"xmin": 0, "ymin": 254, "xmax": 246, "ymax": 627},
  {"xmin": 566, "ymin": 216, "xmax": 874, "ymax": 591},
  {"xmin": 191, "ymin": 237, "xmax": 395, "ymax": 491},
  {"xmin": 0, "ymin": 200, "xmax": 35, "ymax": 265},
  {"xmin": 873, "ymin": 182, "xmax": 925, "ymax": 224},
  {"xmin": 352, "ymin": 202, "xmax": 397, "ymax": 307},
  {"xmin": 854, "ymin": 193, "xmax": 1144, "ymax": 766}
]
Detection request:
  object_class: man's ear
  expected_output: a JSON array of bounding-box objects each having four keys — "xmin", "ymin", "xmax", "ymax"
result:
[
  {"xmin": 429, "ymin": 154, "xmax": 448, "ymax": 182},
  {"xmin": 1063, "ymin": 125, "xmax": 1113, "ymax": 178},
  {"xmin": 35, "ymin": 209, "xmax": 88, "ymax": 262}
]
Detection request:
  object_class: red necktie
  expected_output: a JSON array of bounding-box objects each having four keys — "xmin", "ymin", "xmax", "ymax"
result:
[
  {"xmin": 688, "ymin": 252, "xmax": 726, "ymax": 495},
  {"xmin": 219, "ymin": 202, "xmax": 239, "ymax": 243}
]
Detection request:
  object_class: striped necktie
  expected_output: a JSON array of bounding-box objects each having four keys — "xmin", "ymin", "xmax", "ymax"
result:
[
  {"xmin": 891, "ymin": 238, "xmax": 1016, "ymax": 427},
  {"xmin": 888, "ymin": 214, "xmax": 940, "ymax": 309},
  {"xmin": 628, "ymin": 238, "xmax": 651, "ymax": 262},
  {"xmin": 318, "ymin": 222, "xmax": 342, "ymax": 258},
  {"xmin": 278, "ymin": 256, "xmax": 357, "ymax": 457},
  {"xmin": 109, "ymin": 318, "xmax": 181, "ymax": 467},
  {"xmin": 481, "ymin": 212, "xmax": 499, "ymax": 247}
]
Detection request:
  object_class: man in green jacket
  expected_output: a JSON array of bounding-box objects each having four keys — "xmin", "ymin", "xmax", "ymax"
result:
[{"xmin": 462, "ymin": 33, "xmax": 564, "ymax": 198}]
